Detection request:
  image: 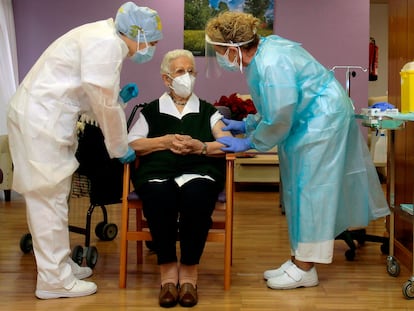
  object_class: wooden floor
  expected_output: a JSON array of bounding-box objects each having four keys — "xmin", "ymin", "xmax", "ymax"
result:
[{"xmin": 1, "ymin": 183, "xmax": 413, "ymax": 311}]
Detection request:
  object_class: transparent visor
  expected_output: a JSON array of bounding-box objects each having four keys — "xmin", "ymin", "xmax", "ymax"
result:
[{"xmin": 204, "ymin": 34, "xmax": 254, "ymax": 78}]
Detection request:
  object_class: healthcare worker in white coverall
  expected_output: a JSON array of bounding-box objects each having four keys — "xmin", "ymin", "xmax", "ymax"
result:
[
  {"xmin": 7, "ymin": 2, "xmax": 162, "ymax": 299},
  {"xmin": 205, "ymin": 11, "xmax": 390, "ymax": 290}
]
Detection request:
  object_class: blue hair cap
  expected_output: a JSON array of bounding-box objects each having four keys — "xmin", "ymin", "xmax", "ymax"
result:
[{"xmin": 115, "ymin": 2, "xmax": 163, "ymax": 42}]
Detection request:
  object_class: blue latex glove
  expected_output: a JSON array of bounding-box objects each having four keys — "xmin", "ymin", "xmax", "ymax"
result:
[
  {"xmin": 119, "ymin": 83, "xmax": 139, "ymax": 103},
  {"xmin": 370, "ymin": 102, "xmax": 395, "ymax": 111},
  {"xmin": 118, "ymin": 146, "xmax": 136, "ymax": 164},
  {"xmin": 217, "ymin": 136, "xmax": 252, "ymax": 153},
  {"xmin": 221, "ymin": 118, "xmax": 246, "ymax": 135}
]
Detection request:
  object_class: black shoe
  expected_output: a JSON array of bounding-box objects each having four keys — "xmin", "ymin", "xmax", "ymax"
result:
[{"xmin": 159, "ymin": 283, "xmax": 178, "ymax": 308}]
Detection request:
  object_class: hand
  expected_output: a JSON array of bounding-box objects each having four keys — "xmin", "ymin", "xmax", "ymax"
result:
[
  {"xmin": 217, "ymin": 136, "xmax": 252, "ymax": 153},
  {"xmin": 118, "ymin": 146, "xmax": 136, "ymax": 164},
  {"xmin": 221, "ymin": 118, "xmax": 246, "ymax": 135},
  {"xmin": 119, "ymin": 83, "xmax": 139, "ymax": 103},
  {"xmin": 170, "ymin": 134, "xmax": 193, "ymax": 154}
]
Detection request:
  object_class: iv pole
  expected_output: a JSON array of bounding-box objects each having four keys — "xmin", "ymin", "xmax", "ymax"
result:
[{"xmin": 330, "ymin": 65, "xmax": 367, "ymax": 97}]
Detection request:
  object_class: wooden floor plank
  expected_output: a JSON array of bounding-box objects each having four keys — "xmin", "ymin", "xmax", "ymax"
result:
[{"xmin": 1, "ymin": 185, "xmax": 413, "ymax": 310}]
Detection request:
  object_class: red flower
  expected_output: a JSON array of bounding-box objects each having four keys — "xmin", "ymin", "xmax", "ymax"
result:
[{"xmin": 213, "ymin": 93, "xmax": 257, "ymax": 121}]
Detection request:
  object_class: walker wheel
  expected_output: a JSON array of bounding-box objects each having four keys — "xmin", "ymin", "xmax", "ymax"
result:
[
  {"xmin": 20, "ymin": 233, "xmax": 33, "ymax": 254},
  {"xmin": 102, "ymin": 223, "xmax": 118, "ymax": 241},
  {"xmin": 95, "ymin": 222, "xmax": 106, "ymax": 240},
  {"xmin": 71, "ymin": 245, "xmax": 84, "ymax": 266},
  {"xmin": 95, "ymin": 222, "xmax": 118, "ymax": 241},
  {"xmin": 86, "ymin": 246, "xmax": 98, "ymax": 268}
]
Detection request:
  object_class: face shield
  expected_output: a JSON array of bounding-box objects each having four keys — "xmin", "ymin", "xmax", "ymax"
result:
[{"xmin": 204, "ymin": 34, "xmax": 254, "ymax": 78}]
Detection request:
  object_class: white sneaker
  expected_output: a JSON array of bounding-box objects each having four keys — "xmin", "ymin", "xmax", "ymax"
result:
[
  {"xmin": 263, "ymin": 259, "xmax": 293, "ymax": 280},
  {"xmin": 36, "ymin": 279, "xmax": 97, "ymax": 299},
  {"xmin": 266, "ymin": 264, "xmax": 319, "ymax": 290},
  {"xmin": 68, "ymin": 258, "xmax": 93, "ymax": 279}
]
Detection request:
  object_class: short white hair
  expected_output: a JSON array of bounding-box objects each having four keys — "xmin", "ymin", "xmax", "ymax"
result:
[{"xmin": 160, "ymin": 49, "xmax": 195, "ymax": 75}]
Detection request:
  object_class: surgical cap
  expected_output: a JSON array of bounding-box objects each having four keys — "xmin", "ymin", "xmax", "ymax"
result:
[{"xmin": 115, "ymin": 2, "xmax": 163, "ymax": 42}]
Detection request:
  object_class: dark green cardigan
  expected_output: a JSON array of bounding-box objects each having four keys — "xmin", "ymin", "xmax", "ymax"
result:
[{"xmin": 132, "ymin": 99, "xmax": 226, "ymax": 190}]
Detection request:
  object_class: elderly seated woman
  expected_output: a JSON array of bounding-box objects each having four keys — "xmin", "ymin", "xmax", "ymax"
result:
[{"xmin": 127, "ymin": 49, "xmax": 232, "ymax": 308}]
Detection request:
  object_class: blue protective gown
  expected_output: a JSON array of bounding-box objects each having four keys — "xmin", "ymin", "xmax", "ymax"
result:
[{"xmin": 244, "ymin": 36, "xmax": 390, "ymax": 256}]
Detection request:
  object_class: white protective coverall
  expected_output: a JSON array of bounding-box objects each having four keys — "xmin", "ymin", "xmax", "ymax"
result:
[
  {"xmin": 7, "ymin": 18, "xmax": 129, "ymax": 289},
  {"xmin": 244, "ymin": 35, "xmax": 390, "ymax": 263}
]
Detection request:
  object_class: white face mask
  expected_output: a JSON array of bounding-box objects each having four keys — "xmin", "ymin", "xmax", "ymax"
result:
[{"xmin": 169, "ymin": 73, "xmax": 196, "ymax": 98}]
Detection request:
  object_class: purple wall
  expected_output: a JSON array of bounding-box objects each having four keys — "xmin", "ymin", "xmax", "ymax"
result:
[
  {"xmin": 275, "ymin": 0, "xmax": 369, "ymax": 113},
  {"xmin": 12, "ymin": 0, "xmax": 369, "ymax": 117}
]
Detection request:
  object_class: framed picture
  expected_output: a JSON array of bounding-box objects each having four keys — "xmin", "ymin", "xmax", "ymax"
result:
[{"xmin": 184, "ymin": 0, "xmax": 274, "ymax": 56}]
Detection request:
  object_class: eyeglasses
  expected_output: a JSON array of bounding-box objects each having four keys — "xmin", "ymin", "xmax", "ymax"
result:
[{"xmin": 169, "ymin": 68, "xmax": 197, "ymax": 77}]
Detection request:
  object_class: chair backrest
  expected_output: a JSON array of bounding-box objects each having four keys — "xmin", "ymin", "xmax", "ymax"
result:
[
  {"xmin": 119, "ymin": 153, "xmax": 235, "ymax": 290},
  {"xmin": 0, "ymin": 135, "xmax": 13, "ymax": 191}
]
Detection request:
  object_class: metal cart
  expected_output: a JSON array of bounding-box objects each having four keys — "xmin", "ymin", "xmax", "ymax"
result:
[
  {"xmin": 331, "ymin": 66, "xmax": 390, "ymax": 260},
  {"xmin": 356, "ymin": 111, "xmax": 414, "ymax": 299}
]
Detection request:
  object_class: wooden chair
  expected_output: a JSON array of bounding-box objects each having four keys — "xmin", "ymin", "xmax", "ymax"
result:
[
  {"xmin": 0, "ymin": 135, "xmax": 13, "ymax": 201},
  {"xmin": 119, "ymin": 153, "xmax": 235, "ymax": 290}
]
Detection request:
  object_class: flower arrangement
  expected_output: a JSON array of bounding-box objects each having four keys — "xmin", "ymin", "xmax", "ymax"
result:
[{"xmin": 213, "ymin": 93, "xmax": 257, "ymax": 121}]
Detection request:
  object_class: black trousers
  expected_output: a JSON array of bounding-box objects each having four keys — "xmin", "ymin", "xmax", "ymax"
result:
[{"xmin": 137, "ymin": 178, "xmax": 220, "ymax": 265}]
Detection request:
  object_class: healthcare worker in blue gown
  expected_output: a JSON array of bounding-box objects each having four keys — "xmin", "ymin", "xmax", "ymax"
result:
[
  {"xmin": 205, "ymin": 11, "xmax": 390, "ymax": 290},
  {"xmin": 7, "ymin": 2, "xmax": 162, "ymax": 299}
]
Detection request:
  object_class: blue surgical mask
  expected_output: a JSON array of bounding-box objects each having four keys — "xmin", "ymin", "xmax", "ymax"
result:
[
  {"xmin": 216, "ymin": 48, "xmax": 240, "ymax": 72},
  {"xmin": 131, "ymin": 46, "xmax": 156, "ymax": 64},
  {"xmin": 131, "ymin": 30, "xmax": 156, "ymax": 64}
]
